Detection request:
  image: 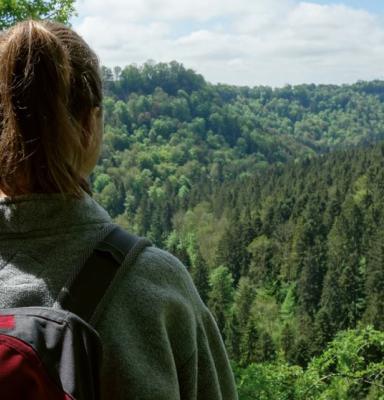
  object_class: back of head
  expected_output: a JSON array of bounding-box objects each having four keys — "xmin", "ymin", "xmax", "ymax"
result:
[{"xmin": 0, "ymin": 19, "xmax": 102, "ymax": 198}]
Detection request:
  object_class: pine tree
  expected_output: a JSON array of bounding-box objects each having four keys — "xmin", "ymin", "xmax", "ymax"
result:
[
  {"xmin": 247, "ymin": 235, "xmax": 278, "ymax": 287},
  {"xmin": 312, "ymin": 308, "xmax": 333, "ymax": 355},
  {"xmin": 191, "ymin": 249, "xmax": 210, "ymax": 304},
  {"xmin": 295, "ymin": 197, "xmax": 327, "ymax": 318},
  {"xmin": 364, "ymin": 222, "xmax": 384, "ymax": 330},
  {"xmin": 233, "ymin": 277, "xmax": 256, "ymax": 329},
  {"xmin": 319, "ymin": 267, "xmax": 342, "ymax": 336},
  {"xmin": 240, "ymin": 317, "xmax": 260, "ymax": 365},
  {"xmin": 287, "ymin": 313, "xmax": 314, "ymax": 366},
  {"xmin": 297, "ymin": 243, "xmax": 325, "ymax": 318},
  {"xmin": 338, "ymin": 200, "xmax": 365, "ymax": 328},
  {"xmin": 225, "ymin": 310, "xmax": 241, "ymax": 362},
  {"xmin": 208, "ymin": 266, "xmax": 235, "ymax": 340},
  {"xmin": 281, "ymin": 323, "xmax": 295, "ymax": 362},
  {"xmin": 255, "ymin": 330, "xmax": 276, "ymax": 362},
  {"xmin": 289, "ymin": 336, "xmax": 311, "ymax": 367},
  {"xmin": 216, "ymin": 212, "xmax": 256, "ymax": 286},
  {"xmin": 321, "ymin": 198, "xmax": 365, "ymax": 331},
  {"xmin": 215, "ymin": 223, "xmax": 243, "ymax": 286},
  {"xmin": 229, "ymin": 277, "xmax": 256, "ymax": 362}
]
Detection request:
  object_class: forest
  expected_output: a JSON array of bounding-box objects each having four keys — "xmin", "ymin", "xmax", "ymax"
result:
[
  {"xmin": 1, "ymin": 1, "xmax": 384, "ymax": 396},
  {"xmin": 93, "ymin": 63, "xmax": 384, "ymax": 399}
]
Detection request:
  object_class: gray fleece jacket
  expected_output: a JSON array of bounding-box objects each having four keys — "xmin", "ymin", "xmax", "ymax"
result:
[{"xmin": 0, "ymin": 192, "xmax": 238, "ymax": 400}]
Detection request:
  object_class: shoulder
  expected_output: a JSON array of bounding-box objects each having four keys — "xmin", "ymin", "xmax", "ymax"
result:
[
  {"xmin": 127, "ymin": 245, "xmax": 205, "ymax": 311},
  {"xmin": 96, "ymin": 241, "xmax": 206, "ymax": 319},
  {"xmin": 96, "ymin": 244, "xmax": 204, "ymax": 367},
  {"xmin": 134, "ymin": 246, "xmax": 192, "ymax": 285}
]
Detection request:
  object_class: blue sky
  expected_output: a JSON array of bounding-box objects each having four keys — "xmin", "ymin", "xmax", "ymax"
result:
[
  {"xmin": 73, "ymin": 1, "xmax": 384, "ymax": 86},
  {"xmin": 311, "ymin": 0, "xmax": 384, "ymax": 14}
]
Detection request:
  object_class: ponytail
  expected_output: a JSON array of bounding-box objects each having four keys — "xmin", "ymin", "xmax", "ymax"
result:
[{"xmin": 0, "ymin": 20, "xmax": 102, "ymax": 198}]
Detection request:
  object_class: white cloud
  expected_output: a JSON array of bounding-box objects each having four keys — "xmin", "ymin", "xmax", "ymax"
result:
[
  {"xmin": 78, "ymin": 15, "xmax": 170, "ymax": 65},
  {"xmin": 73, "ymin": 0, "xmax": 384, "ymax": 86},
  {"xmin": 76, "ymin": 0, "xmax": 290, "ymax": 22}
]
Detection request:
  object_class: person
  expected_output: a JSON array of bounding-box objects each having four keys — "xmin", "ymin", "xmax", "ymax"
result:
[{"xmin": 0, "ymin": 19, "xmax": 238, "ymax": 400}]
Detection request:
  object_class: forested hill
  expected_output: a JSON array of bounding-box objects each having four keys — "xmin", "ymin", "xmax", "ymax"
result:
[
  {"xmin": 164, "ymin": 138, "xmax": 384, "ymax": 337},
  {"xmin": 93, "ymin": 63, "xmax": 384, "ymax": 398},
  {"xmin": 95, "ymin": 62, "xmax": 384, "ymax": 239},
  {"xmin": 101, "ymin": 62, "xmax": 384, "ymax": 168},
  {"xmin": 186, "ymin": 143, "xmax": 384, "ymax": 398}
]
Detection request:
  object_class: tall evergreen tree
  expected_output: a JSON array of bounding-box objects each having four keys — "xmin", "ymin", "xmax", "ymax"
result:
[
  {"xmin": 208, "ymin": 266, "xmax": 235, "ymax": 340},
  {"xmin": 255, "ymin": 330, "xmax": 276, "ymax": 363},
  {"xmin": 191, "ymin": 247, "xmax": 210, "ymax": 304},
  {"xmin": 240, "ymin": 317, "xmax": 260, "ymax": 366},
  {"xmin": 281, "ymin": 323, "xmax": 295, "ymax": 362},
  {"xmin": 364, "ymin": 222, "xmax": 384, "ymax": 330}
]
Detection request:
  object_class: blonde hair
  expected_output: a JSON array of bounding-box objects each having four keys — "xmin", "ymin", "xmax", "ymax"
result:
[{"xmin": 0, "ymin": 19, "xmax": 102, "ymax": 198}]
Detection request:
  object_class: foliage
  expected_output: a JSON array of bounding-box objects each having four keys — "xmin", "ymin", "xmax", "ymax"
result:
[
  {"xmin": 298, "ymin": 326, "xmax": 384, "ymax": 399},
  {"xmin": 234, "ymin": 327, "xmax": 384, "ymax": 400},
  {"xmin": 234, "ymin": 361, "xmax": 302, "ymax": 400},
  {"xmin": 95, "ymin": 63, "xmax": 384, "ymax": 250},
  {"xmin": 91, "ymin": 62, "xmax": 384, "ymax": 397},
  {"xmin": 0, "ymin": 0, "xmax": 76, "ymax": 29}
]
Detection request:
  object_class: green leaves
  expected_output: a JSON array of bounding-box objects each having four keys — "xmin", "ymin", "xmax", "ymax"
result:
[
  {"xmin": 0, "ymin": 0, "xmax": 76, "ymax": 29},
  {"xmin": 299, "ymin": 327, "xmax": 384, "ymax": 399},
  {"xmin": 235, "ymin": 327, "xmax": 384, "ymax": 400}
]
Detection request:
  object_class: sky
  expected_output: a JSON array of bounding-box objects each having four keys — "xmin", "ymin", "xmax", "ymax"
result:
[{"xmin": 72, "ymin": 1, "xmax": 384, "ymax": 87}]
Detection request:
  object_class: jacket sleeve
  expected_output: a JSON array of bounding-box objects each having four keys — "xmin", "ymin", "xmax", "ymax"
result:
[
  {"xmin": 156, "ymin": 250, "xmax": 238, "ymax": 400},
  {"xmin": 178, "ymin": 304, "xmax": 239, "ymax": 400},
  {"xmin": 96, "ymin": 246, "xmax": 238, "ymax": 400}
]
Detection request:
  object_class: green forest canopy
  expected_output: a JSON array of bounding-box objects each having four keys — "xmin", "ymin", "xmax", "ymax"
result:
[{"xmin": 95, "ymin": 63, "xmax": 384, "ymax": 399}]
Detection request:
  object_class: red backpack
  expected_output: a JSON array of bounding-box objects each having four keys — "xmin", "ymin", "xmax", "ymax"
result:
[{"xmin": 0, "ymin": 226, "xmax": 151, "ymax": 400}]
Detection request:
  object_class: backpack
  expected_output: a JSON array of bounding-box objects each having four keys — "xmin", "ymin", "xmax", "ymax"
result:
[{"xmin": 0, "ymin": 225, "xmax": 151, "ymax": 400}]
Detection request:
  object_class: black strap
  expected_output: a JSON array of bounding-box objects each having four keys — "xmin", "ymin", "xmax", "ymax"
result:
[{"xmin": 57, "ymin": 226, "xmax": 151, "ymax": 323}]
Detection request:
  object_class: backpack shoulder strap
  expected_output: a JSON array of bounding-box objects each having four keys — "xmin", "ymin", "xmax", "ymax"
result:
[{"xmin": 57, "ymin": 225, "xmax": 152, "ymax": 324}]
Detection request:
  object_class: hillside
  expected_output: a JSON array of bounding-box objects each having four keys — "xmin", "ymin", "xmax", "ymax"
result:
[
  {"xmin": 95, "ymin": 62, "xmax": 384, "ymax": 241},
  {"xmin": 92, "ymin": 63, "xmax": 384, "ymax": 399}
]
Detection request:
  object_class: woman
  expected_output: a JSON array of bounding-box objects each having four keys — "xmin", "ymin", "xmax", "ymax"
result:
[{"xmin": 0, "ymin": 19, "xmax": 238, "ymax": 399}]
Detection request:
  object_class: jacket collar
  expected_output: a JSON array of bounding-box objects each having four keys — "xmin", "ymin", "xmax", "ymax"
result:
[{"xmin": 0, "ymin": 191, "xmax": 111, "ymax": 235}]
